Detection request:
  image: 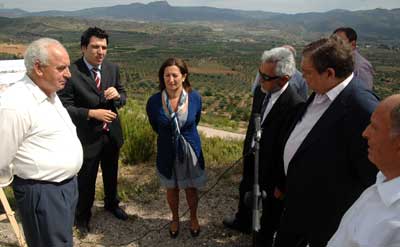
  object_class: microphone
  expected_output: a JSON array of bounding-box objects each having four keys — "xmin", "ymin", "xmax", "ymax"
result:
[{"xmin": 254, "ymin": 113, "xmax": 262, "ymax": 141}]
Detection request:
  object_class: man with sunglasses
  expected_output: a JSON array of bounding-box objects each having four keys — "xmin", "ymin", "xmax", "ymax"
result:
[
  {"xmin": 223, "ymin": 47, "xmax": 304, "ymax": 247},
  {"xmin": 251, "ymin": 45, "xmax": 308, "ymax": 100}
]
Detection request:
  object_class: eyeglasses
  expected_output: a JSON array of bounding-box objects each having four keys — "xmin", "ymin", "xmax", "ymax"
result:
[{"xmin": 259, "ymin": 69, "xmax": 281, "ymax": 81}]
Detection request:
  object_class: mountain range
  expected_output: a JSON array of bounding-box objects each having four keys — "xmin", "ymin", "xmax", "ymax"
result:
[{"xmin": 0, "ymin": 1, "xmax": 399, "ymax": 41}]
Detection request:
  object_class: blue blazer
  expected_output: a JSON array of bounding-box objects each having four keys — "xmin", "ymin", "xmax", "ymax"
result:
[
  {"xmin": 146, "ymin": 90, "xmax": 205, "ymax": 178},
  {"xmin": 277, "ymin": 77, "xmax": 379, "ymax": 245}
]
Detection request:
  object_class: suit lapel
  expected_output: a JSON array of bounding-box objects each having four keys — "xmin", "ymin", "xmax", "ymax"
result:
[
  {"xmin": 100, "ymin": 61, "xmax": 110, "ymax": 90},
  {"xmin": 76, "ymin": 58, "xmax": 101, "ymax": 95},
  {"xmin": 282, "ymin": 92, "xmax": 314, "ymax": 145},
  {"xmin": 289, "ymin": 81, "xmax": 354, "ymax": 165},
  {"xmin": 261, "ymin": 85, "xmax": 292, "ymax": 127}
]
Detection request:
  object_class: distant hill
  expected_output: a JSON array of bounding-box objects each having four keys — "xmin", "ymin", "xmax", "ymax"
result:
[{"xmin": 0, "ymin": 1, "xmax": 399, "ymax": 41}]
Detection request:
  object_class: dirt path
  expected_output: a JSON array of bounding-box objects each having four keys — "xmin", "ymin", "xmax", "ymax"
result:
[
  {"xmin": 0, "ymin": 163, "xmax": 251, "ymax": 247},
  {"xmin": 197, "ymin": 126, "xmax": 245, "ymax": 140}
]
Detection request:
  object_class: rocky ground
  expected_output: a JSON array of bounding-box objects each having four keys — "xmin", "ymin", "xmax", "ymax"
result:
[{"xmin": 0, "ymin": 163, "xmax": 253, "ymax": 247}]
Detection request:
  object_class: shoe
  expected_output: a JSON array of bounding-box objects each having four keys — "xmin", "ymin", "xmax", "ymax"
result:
[
  {"xmin": 222, "ymin": 215, "xmax": 252, "ymax": 234},
  {"xmin": 189, "ymin": 218, "xmax": 200, "ymax": 237},
  {"xmin": 105, "ymin": 205, "xmax": 128, "ymax": 221},
  {"xmin": 169, "ymin": 221, "xmax": 179, "ymax": 239},
  {"xmin": 75, "ymin": 220, "xmax": 90, "ymax": 238},
  {"xmin": 189, "ymin": 227, "xmax": 201, "ymax": 237}
]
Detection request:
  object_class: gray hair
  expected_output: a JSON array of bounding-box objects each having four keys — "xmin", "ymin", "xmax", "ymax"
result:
[
  {"xmin": 24, "ymin": 38, "xmax": 64, "ymax": 74},
  {"xmin": 390, "ymin": 103, "xmax": 400, "ymax": 136},
  {"xmin": 260, "ymin": 47, "xmax": 296, "ymax": 77}
]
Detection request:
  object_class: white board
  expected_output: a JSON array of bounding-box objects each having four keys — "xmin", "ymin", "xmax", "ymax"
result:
[{"xmin": 0, "ymin": 59, "xmax": 25, "ymax": 93}]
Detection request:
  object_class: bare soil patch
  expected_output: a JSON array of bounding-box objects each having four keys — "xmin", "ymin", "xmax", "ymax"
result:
[
  {"xmin": 0, "ymin": 162, "xmax": 252, "ymax": 247},
  {"xmin": 0, "ymin": 44, "xmax": 26, "ymax": 57}
]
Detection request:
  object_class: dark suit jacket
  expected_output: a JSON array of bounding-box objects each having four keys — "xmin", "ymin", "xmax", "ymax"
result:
[
  {"xmin": 58, "ymin": 58, "xmax": 126, "ymax": 157},
  {"xmin": 278, "ymin": 78, "xmax": 379, "ymax": 245},
  {"xmin": 242, "ymin": 84, "xmax": 304, "ymax": 192}
]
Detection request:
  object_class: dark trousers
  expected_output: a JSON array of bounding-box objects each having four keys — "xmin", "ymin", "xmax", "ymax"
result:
[
  {"xmin": 258, "ymin": 194, "xmax": 284, "ymax": 247},
  {"xmin": 237, "ymin": 153, "xmax": 284, "ymax": 247},
  {"xmin": 235, "ymin": 154, "xmax": 254, "ymax": 226},
  {"xmin": 76, "ymin": 133, "xmax": 120, "ymax": 223},
  {"xmin": 12, "ymin": 176, "xmax": 78, "ymax": 247},
  {"xmin": 274, "ymin": 225, "xmax": 330, "ymax": 247}
]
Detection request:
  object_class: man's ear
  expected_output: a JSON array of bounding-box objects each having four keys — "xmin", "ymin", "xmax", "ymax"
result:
[
  {"xmin": 350, "ymin": 40, "xmax": 357, "ymax": 50},
  {"xmin": 326, "ymin": 68, "xmax": 336, "ymax": 79},
  {"xmin": 33, "ymin": 60, "xmax": 44, "ymax": 77}
]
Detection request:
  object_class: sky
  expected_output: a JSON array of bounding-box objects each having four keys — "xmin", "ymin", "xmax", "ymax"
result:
[{"xmin": 0, "ymin": 0, "xmax": 399, "ymax": 13}]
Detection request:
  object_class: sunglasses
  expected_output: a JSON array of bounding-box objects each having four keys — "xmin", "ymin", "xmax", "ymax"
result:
[{"xmin": 259, "ymin": 69, "xmax": 281, "ymax": 81}]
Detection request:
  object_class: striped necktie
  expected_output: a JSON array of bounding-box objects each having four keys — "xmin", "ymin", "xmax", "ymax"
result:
[
  {"xmin": 92, "ymin": 68, "xmax": 101, "ymax": 91},
  {"xmin": 92, "ymin": 67, "xmax": 109, "ymax": 131}
]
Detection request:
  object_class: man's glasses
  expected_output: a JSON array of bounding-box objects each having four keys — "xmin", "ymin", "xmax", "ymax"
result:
[{"xmin": 259, "ymin": 69, "xmax": 280, "ymax": 81}]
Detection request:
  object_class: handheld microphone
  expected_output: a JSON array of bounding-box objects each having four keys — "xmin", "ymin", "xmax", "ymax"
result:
[{"xmin": 254, "ymin": 113, "xmax": 261, "ymax": 141}]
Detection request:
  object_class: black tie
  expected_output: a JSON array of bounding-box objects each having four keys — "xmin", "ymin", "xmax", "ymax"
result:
[{"xmin": 260, "ymin": 92, "xmax": 272, "ymax": 116}]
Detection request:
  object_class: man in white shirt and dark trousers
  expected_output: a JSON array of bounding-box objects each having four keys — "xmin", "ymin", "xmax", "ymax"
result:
[
  {"xmin": 274, "ymin": 35, "xmax": 379, "ymax": 247},
  {"xmin": 0, "ymin": 38, "xmax": 83, "ymax": 247},
  {"xmin": 328, "ymin": 94, "xmax": 400, "ymax": 247}
]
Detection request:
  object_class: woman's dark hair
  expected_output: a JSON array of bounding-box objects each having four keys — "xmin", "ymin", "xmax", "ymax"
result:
[
  {"xmin": 158, "ymin": 57, "xmax": 192, "ymax": 92},
  {"xmin": 81, "ymin": 27, "xmax": 109, "ymax": 48}
]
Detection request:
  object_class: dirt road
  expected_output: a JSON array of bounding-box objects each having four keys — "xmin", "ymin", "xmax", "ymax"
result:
[{"xmin": 197, "ymin": 126, "xmax": 245, "ymax": 140}]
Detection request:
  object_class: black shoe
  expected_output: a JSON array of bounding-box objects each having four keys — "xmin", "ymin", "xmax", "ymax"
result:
[
  {"xmin": 190, "ymin": 227, "xmax": 201, "ymax": 237},
  {"xmin": 222, "ymin": 215, "xmax": 251, "ymax": 234},
  {"xmin": 75, "ymin": 220, "xmax": 90, "ymax": 238},
  {"xmin": 105, "ymin": 205, "xmax": 128, "ymax": 221}
]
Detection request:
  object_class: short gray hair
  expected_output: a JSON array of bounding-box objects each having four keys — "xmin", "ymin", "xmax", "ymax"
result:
[
  {"xmin": 390, "ymin": 103, "xmax": 400, "ymax": 136},
  {"xmin": 24, "ymin": 38, "xmax": 64, "ymax": 74},
  {"xmin": 261, "ymin": 47, "xmax": 296, "ymax": 77}
]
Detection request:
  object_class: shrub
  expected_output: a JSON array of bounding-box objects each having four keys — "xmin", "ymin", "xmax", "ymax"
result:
[
  {"xmin": 119, "ymin": 99, "xmax": 157, "ymax": 165},
  {"xmin": 201, "ymin": 134, "xmax": 243, "ymax": 168}
]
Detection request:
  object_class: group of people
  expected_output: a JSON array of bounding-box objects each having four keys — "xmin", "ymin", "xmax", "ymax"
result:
[
  {"xmin": 0, "ymin": 25, "xmax": 398, "ymax": 247},
  {"xmin": 0, "ymin": 26, "xmax": 207, "ymax": 247},
  {"xmin": 223, "ymin": 27, "xmax": 400, "ymax": 247}
]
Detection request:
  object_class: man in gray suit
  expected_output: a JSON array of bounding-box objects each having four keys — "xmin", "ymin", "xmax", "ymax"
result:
[{"xmin": 333, "ymin": 27, "xmax": 374, "ymax": 90}]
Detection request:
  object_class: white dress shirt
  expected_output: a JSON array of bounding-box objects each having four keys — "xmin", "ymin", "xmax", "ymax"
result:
[
  {"xmin": 0, "ymin": 75, "xmax": 83, "ymax": 185},
  {"xmin": 283, "ymin": 73, "xmax": 354, "ymax": 174},
  {"xmin": 328, "ymin": 172, "xmax": 400, "ymax": 247},
  {"xmin": 251, "ymin": 83, "xmax": 289, "ymax": 148},
  {"xmin": 261, "ymin": 82, "xmax": 289, "ymax": 124}
]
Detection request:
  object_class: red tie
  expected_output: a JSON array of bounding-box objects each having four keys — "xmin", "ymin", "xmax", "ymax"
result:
[
  {"xmin": 92, "ymin": 68, "xmax": 101, "ymax": 91},
  {"xmin": 92, "ymin": 68, "xmax": 109, "ymax": 131}
]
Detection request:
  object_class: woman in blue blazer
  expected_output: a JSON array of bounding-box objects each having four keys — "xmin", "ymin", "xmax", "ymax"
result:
[{"xmin": 146, "ymin": 58, "xmax": 206, "ymax": 238}]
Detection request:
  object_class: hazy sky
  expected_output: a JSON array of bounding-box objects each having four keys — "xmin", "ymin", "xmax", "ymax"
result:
[{"xmin": 0, "ymin": 0, "xmax": 399, "ymax": 13}]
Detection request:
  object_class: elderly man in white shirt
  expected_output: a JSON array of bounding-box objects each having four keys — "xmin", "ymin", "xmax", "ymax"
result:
[
  {"xmin": 0, "ymin": 38, "xmax": 83, "ymax": 247},
  {"xmin": 328, "ymin": 94, "xmax": 400, "ymax": 247}
]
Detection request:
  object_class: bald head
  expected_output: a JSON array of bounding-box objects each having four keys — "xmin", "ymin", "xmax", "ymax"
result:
[{"xmin": 363, "ymin": 94, "xmax": 400, "ymax": 180}]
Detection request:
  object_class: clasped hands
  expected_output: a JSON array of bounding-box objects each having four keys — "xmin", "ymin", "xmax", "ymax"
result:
[{"xmin": 88, "ymin": 87, "xmax": 119, "ymax": 123}]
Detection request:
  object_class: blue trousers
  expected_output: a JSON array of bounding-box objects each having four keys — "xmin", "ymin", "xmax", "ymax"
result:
[{"xmin": 13, "ymin": 176, "xmax": 78, "ymax": 247}]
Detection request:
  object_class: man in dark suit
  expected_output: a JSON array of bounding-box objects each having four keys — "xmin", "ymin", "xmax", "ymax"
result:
[
  {"xmin": 222, "ymin": 47, "xmax": 304, "ymax": 246},
  {"xmin": 274, "ymin": 36, "xmax": 379, "ymax": 247},
  {"xmin": 58, "ymin": 27, "xmax": 127, "ymax": 236}
]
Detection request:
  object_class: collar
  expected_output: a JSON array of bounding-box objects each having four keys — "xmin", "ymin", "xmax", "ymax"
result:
[
  {"xmin": 260, "ymin": 81, "xmax": 289, "ymax": 96},
  {"xmin": 83, "ymin": 57, "xmax": 102, "ymax": 72},
  {"xmin": 376, "ymin": 171, "xmax": 400, "ymax": 207},
  {"xmin": 271, "ymin": 82, "xmax": 289, "ymax": 101},
  {"xmin": 24, "ymin": 74, "xmax": 55, "ymax": 103},
  {"xmin": 315, "ymin": 73, "xmax": 353, "ymax": 102}
]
